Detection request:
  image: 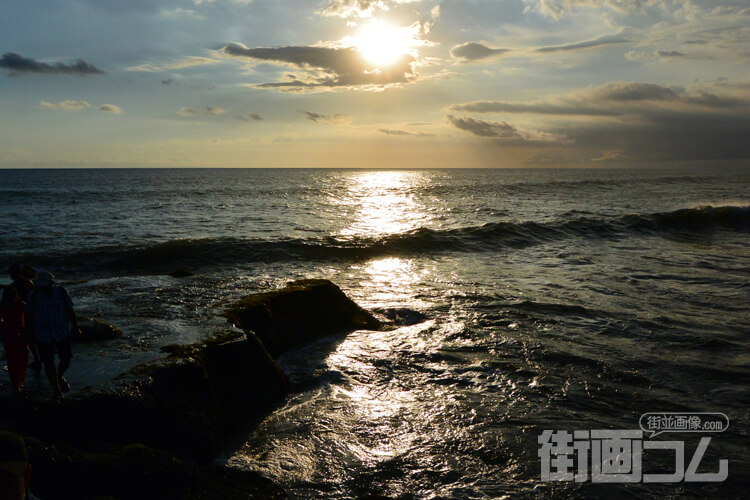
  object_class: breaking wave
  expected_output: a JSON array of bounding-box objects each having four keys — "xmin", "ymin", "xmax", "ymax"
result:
[{"xmin": 20, "ymin": 205, "xmax": 750, "ymax": 274}]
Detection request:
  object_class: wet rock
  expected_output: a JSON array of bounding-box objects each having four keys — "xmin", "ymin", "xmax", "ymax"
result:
[
  {"xmin": 375, "ymin": 307, "xmax": 428, "ymax": 327},
  {"xmin": 25, "ymin": 438, "xmax": 287, "ymax": 500},
  {"xmin": 77, "ymin": 317, "xmax": 124, "ymax": 342},
  {"xmin": 223, "ymin": 279, "xmax": 381, "ymax": 356}
]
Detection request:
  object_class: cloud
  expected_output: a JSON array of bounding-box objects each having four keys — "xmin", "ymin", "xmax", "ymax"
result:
[
  {"xmin": 320, "ymin": 0, "xmax": 387, "ymax": 18},
  {"xmin": 450, "ymin": 100, "xmax": 620, "ymax": 116},
  {"xmin": 178, "ymin": 107, "xmax": 201, "ymax": 115},
  {"xmin": 302, "ymin": 111, "xmax": 351, "ymax": 124},
  {"xmin": 238, "ymin": 113, "xmax": 263, "ymax": 121},
  {"xmin": 450, "ymin": 82, "xmax": 735, "ymax": 116},
  {"xmin": 1, "ymin": 52, "xmax": 104, "ymax": 76},
  {"xmin": 535, "ymin": 32, "xmax": 630, "ymax": 52},
  {"xmin": 591, "ymin": 149, "xmax": 627, "ymax": 162},
  {"xmin": 378, "ymin": 128, "xmax": 434, "ymax": 136},
  {"xmin": 447, "ymin": 114, "xmax": 568, "ymax": 144},
  {"xmin": 39, "ymin": 100, "xmax": 92, "ymax": 111},
  {"xmin": 98, "ymin": 104, "xmax": 122, "ymax": 114},
  {"xmin": 319, "ymin": 0, "xmax": 421, "ymax": 19},
  {"xmin": 126, "ymin": 56, "xmax": 218, "ymax": 72},
  {"xmin": 450, "ymin": 42, "xmax": 510, "ymax": 62},
  {"xmin": 449, "ymin": 80, "xmax": 750, "ymax": 161},
  {"xmin": 221, "ymin": 43, "xmax": 418, "ymax": 90},
  {"xmin": 179, "ymin": 106, "xmax": 226, "ymax": 116},
  {"xmin": 161, "ymin": 78, "xmax": 174, "ymax": 85},
  {"xmin": 626, "ymin": 50, "xmax": 687, "ymax": 60},
  {"xmin": 448, "ymin": 32, "xmax": 631, "ymax": 63},
  {"xmin": 523, "ymin": 0, "xmax": 647, "ymax": 20}
]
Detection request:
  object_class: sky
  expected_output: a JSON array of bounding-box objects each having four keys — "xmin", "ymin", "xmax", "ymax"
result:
[{"xmin": 1, "ymin": 0, "xmax": 749, "ymax": 168}]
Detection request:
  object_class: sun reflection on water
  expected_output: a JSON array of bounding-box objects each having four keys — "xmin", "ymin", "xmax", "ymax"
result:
[{"xmin": 337, "ymin": 171, "xmax": 431, "ymax": 239}]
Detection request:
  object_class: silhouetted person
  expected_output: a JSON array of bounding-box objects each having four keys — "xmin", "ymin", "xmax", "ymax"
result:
[
  {"xmin": 0, "ymin": 431, "xmax": 40, "ymax": 499},
  {"xmin": 0, "ymin": 265, "xmax": 34, "ymax": 397},
  {"xmin": 24, "ymin": 272, "xmax": 79, "ymax": 403}
]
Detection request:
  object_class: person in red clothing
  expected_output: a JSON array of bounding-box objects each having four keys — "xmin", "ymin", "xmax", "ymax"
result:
[{"xmin": 0, "ymin": 264, "xmax": 34, "ymax": 397}]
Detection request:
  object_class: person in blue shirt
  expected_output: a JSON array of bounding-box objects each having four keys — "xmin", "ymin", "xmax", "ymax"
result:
[{"xmin": 24, "ymin": 271, "xmax": 80, "ymax": 403}]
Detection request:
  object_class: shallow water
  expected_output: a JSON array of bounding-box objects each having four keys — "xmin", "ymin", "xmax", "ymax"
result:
[{"xmin": 1, "ymin": 167, "xmax": 749, "ymax": 497}]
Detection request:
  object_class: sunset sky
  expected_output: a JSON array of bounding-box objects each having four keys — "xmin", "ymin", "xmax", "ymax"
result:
[{"xmin": 1, "ymin": 0, "xmax": 749, "ymax": 168}]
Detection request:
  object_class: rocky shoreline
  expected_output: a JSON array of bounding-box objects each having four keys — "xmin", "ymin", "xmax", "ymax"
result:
[{"xmin": 0, "ymin": 279, "xmax": 382, "ymax": 500}]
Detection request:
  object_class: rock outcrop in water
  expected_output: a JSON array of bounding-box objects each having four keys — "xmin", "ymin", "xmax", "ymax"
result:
[
  {"xmin": 224, "ymin": 279, "xmax": 381, "ymax": 356},
  {"xmin": 76, "ymin": 317, "xmax": 124, "ymax": 342}
]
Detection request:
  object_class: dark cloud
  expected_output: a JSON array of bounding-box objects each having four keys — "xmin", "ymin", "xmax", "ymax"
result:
[
  {"xmin": 0, "ymin": 52, "xmax": 104, "ymax": 75},
  {"xmin": 447, "ymin": 115, "xmax": 523, "ymax": 139},
  {"xmin": 449, "ymin": 80, "xmax": 750, "ymax": 161},
  {"xmin": 450, "ymin": 82, "xmax": 738, "ymax": 116},
  {"xmin": 238, "ymin": 113, "xmax": 263, "ymax": 122},
  {"xmin": 593, "ymin": 82, "xmax": 679, "ymax": 101},
  {"xmin": 178, "ymin": 106, "xmax": 226, "ymax": 116},
  {"xmin": 98, "ymin": 104, "xmax": 122, "ymax": 114},
  {"xmin": 450, "ymin": 101, "xmax": 620, "ymax": 116},
  {"xmin": 626, "ymin": 50, "xmax": 688, "ymax": 60},
  {"xmin": 535, "ymin": 33, "xmax": 630, "ymax": 53},
  {"xmin": 378, "ymin": 128, "xmax": 434, "ymax": 137},
  {"xmin": 302, "ymin": 111, "xmax": 350, "ymax": 124},
  {"xmin": 221, "ymin": 43, "xmax": 418, "ymax": 90},
  {"xmin": 161, "ymin": 78, "xmax": 174, "ymax": 85},
  {"xmin": 450, "ymin": 42, "xmax": 510, "ymax": 61}
]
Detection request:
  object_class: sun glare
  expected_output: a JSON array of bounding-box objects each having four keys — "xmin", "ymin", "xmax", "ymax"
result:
[{"xmin": 347, "ymin": 20, "xmax": 419, "ymax": 68}]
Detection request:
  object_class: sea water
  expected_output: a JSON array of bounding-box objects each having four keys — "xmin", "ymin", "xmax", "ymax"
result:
[{"xmin": 1, "ymin": 167, "xmax": 748, "ymax": 497}]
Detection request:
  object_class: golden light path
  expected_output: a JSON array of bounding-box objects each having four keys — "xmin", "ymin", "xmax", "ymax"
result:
[
  {"xmin": 338, "ymin": 170, "xmax": 429, "ymax": 238},
  {"xmin": 337, "ymin": 171, "xmax": 435, "ymax": 309}
]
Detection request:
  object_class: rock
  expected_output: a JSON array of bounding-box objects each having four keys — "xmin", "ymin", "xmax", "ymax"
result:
[
  {"xmin": 77, "ymin": 317, "xmax": 124, "ymax": 342},
  {"xmin": 169, "ymin": 268, "xmax": 195, "ymax": 278},
  {"xmin": 25, "ymin": 438, "xmax": 287, "ymax": 500},
  {"xmin": 10, "ymin": 330, "xmax": 288, "ymax": 462},
  {"xmin": 223, "ymin": 279, "xmax": 381, "ymax": 357}
]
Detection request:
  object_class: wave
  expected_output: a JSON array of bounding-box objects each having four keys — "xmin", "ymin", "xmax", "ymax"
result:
[{"xmin": 18, "ymin": 205, "xmax": 750, "ymax": 274}]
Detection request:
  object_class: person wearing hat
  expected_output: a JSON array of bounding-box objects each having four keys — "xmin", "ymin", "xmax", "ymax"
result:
[
  {"xmin": 24, "ymin": 271, "xmax": 80, "ymax": 403},
  {"xmin": 0, "ymin": 431, "xmax": 39, "ymax": 500},
  {"xmin": 0, "ymin": 265, "xmax": 35, "ymax": 397}
]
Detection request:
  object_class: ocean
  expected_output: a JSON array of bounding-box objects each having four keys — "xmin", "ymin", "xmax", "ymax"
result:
[{"xmin": 1, "ymin": 167, "xmax": 749, "ymax": 498}]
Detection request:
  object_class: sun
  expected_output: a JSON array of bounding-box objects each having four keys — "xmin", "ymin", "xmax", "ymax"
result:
[{"xmin": 347, "ymin": 19, "xmax": 419, "ymax": 68}]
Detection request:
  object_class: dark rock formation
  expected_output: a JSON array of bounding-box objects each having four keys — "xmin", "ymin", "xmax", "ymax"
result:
[
  {"xmin": 11, "ymin": 330, "xmax": 286, "ymax": 462},
  {"xmin": 76, "ymin": 317, "xmax": 124, "ymax": 342},
  {"xmin": 223, "ymin": 279, "xmax": 381, "ymax": 357},
  {"xmin": 26, "ymin": 439, "xmax": 287, "ymax": 500}
]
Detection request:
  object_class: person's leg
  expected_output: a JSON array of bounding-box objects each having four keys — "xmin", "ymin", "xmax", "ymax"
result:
[
  {"xmin": 56, "ymin": 337, "xmax": 72, "ymax": 392},
  {"xmin": 37, "ymin": 342, "xmax": 61, "ymax": 398},
  {"xmin": 29, "ymin": 338, "xmax": 41, "ymax": 371},
  {"xmin": 1, "ymin": 336, "xmax": 16, "ymax": 391},
  {"xmin": 4, "ymin": 332, "xmax": 28, "ymax": 392},
  {"xmin": 2, "ymin": 333, "xmax": 25, "ymax": 392}
]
